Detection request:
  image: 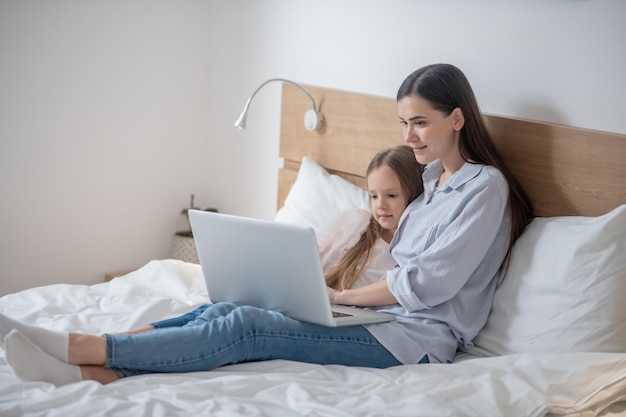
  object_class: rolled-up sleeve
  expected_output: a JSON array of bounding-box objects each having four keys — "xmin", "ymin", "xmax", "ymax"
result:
[{"xmin": 387, "ymin": 267, "xmax": 429, "ymax": 311}]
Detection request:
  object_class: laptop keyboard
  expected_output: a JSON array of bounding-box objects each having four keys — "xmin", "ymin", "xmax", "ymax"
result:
[{"xmin": 332, "ymin": 310, "xmax": 354, "ymax": 318}]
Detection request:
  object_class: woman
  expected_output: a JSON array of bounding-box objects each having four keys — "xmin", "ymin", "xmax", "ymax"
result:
[
  {"xmin": 1, "ymin": 64, "xmax": 531, "ymax": 386},
  {"xmin": 328, "ymin": 63, "xmax": 532, "ymax": 364}
]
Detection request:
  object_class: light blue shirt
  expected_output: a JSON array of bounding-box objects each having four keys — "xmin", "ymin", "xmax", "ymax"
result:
[{"xmin": 364, "ymin": 160, "xmax": 510, "ymax": 364}]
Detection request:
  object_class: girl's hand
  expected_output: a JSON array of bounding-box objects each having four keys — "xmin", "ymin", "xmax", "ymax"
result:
[{"xmin": 327, "ymin": 286, "xmax": 342, "ymax": 305}]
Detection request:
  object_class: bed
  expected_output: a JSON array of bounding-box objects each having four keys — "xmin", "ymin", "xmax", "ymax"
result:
[{"xmin": 1, "ymin": 83, "xmax": 626, "ymax": 417}]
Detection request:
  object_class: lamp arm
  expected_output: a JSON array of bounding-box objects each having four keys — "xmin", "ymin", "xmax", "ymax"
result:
[
  {"xmin": 235, "ymin": 78, "xmax": 321, "ymax": 131},
  {"xmin": 244, "ymin": 78, "xmax": 317, "ymax": 112}
]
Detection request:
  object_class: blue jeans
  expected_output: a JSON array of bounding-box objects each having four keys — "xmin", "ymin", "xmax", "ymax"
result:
[{"xmin": 105, "ymin": 303, "xmax": 414, "ymax": 378}]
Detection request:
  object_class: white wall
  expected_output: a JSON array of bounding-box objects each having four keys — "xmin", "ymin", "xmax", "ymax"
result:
[{"xmin": 1, "ymin": 0, "xmax": 624, "ymax": 295}]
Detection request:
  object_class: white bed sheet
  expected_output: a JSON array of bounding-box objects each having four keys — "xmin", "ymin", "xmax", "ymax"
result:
[{"xmin": 1, "ymin": 259, "xmax": 625, "ymax": 417}]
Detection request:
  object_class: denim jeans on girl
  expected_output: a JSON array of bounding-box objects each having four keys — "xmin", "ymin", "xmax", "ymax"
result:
[{"xmin": 104, "ymin": 302, "xmax": 414, "ymax": 377}]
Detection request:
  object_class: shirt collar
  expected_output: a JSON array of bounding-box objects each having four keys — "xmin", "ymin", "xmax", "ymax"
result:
[{"xmin": 423, "ymin": 159, "xmax": 485, "ymax": 192}]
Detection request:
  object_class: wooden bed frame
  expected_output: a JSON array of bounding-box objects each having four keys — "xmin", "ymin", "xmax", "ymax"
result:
[{"xmin": 278, "ymin": 83, "xmax": 626, "ymax": 217}]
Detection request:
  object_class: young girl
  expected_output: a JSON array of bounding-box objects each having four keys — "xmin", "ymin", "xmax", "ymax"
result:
[
  {"xmin": 320, "ymin": 145, "xmax": 423, "ymax": 291},
  {"xmin": 1, "ymin": 63, "xmax": 532, "ymax": 386}
]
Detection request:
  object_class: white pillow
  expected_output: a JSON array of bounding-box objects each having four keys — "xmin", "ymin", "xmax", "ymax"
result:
[
  {"xmin": 274, "ymin": 157, "xmax": 370, "ymax": 237},
  {"xmin": 469, "ymin": 204, "xmax": 626, "ymax": 356}
]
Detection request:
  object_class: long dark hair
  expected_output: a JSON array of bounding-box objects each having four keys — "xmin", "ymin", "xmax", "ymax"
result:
[
  {"xmin": 397, "ymin": 63, "xmax": 533, "ymax": 272},
  {"xmin": 325, "ymin": 145, "xmax": 423, "ymax": 291}
]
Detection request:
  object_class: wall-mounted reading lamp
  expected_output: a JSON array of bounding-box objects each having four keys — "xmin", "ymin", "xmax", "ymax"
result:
[{"xmin": 234, "ymin": 78, "xmax": 323, "ymax": 132}]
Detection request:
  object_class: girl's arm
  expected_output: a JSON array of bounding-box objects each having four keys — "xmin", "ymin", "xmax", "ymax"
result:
[{"xmin": 328, "ymin": 279, "xmax": 398, "ymax": 306}]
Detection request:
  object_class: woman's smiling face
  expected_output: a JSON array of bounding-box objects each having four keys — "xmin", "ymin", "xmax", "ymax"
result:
[{"xmin": 398, "ymin": 95, "xmax": 463, "ymax": 166}]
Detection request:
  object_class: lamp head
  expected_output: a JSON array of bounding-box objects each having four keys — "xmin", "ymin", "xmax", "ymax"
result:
[{"xmin": 234, "ymin": 110, "xmax": 247, "ymax": 130}]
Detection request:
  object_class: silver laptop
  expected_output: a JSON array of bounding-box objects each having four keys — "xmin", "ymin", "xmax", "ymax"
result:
[{"xmin": 188, "ymin": 210, "xmax": 395, "ymax": 327}]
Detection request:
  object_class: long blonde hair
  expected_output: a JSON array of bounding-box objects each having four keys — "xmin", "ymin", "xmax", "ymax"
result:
[{"xmin": 325, "ymin": 145, "xmax": 423, "ymax": 291}]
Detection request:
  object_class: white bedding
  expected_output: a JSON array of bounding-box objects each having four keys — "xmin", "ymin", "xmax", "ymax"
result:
[{"xmin": 1, "ymin": 259, "xmax": 626, "ymax": 417}]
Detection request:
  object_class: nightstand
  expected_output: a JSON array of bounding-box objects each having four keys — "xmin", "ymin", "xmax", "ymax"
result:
[{"xmin": 171, "ymin": 233, "xmax": 200, "ymax": 264}]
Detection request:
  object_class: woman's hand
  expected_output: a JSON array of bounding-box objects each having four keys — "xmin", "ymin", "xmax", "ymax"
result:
[{"xmin": 327, "ymin": 280, "xmax": 398, "ymax": 307}]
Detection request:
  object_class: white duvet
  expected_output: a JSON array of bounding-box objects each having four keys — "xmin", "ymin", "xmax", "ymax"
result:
[{"xmin": 1, "ymin": 259, "xmax": 625, "ymax": 417}]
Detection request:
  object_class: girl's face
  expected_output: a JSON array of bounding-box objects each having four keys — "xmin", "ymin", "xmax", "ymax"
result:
[
  {"xmin": 367, "ymin": 165, "xmax": 409, "ymax": 242},
  {"xmin": 398, "ymin": 95, "xmax": 464, "ymax": 166}
]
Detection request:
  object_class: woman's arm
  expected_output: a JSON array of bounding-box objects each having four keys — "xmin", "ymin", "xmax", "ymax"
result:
[
  {"xmin": 389, "ymin": 168, "xmax": 509, "ymax": 312},
  {"xmin": 328, "ymin": 279, "xmax": 398, "ymax": 306}
]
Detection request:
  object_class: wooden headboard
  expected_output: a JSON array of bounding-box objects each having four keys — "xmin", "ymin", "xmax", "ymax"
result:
[{"xmin": 278, "ymin": 83, "xmax": 626, "ymax": 217}]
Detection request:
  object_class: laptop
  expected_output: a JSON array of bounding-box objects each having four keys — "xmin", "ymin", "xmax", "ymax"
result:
[{"xmin": 188, "ymin": 209, "xmax": 395, "ymax": 327}]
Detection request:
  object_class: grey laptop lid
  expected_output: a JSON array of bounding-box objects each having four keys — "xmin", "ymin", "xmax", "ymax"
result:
[{"xmin": 188, "ymin": 210, "xmax": 394, "ymax": 327}]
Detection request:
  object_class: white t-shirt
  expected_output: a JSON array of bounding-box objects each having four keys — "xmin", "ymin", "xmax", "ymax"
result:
[{"xmin": 316, "ymin": 208, "xmax": 397, "ymax": 288}]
